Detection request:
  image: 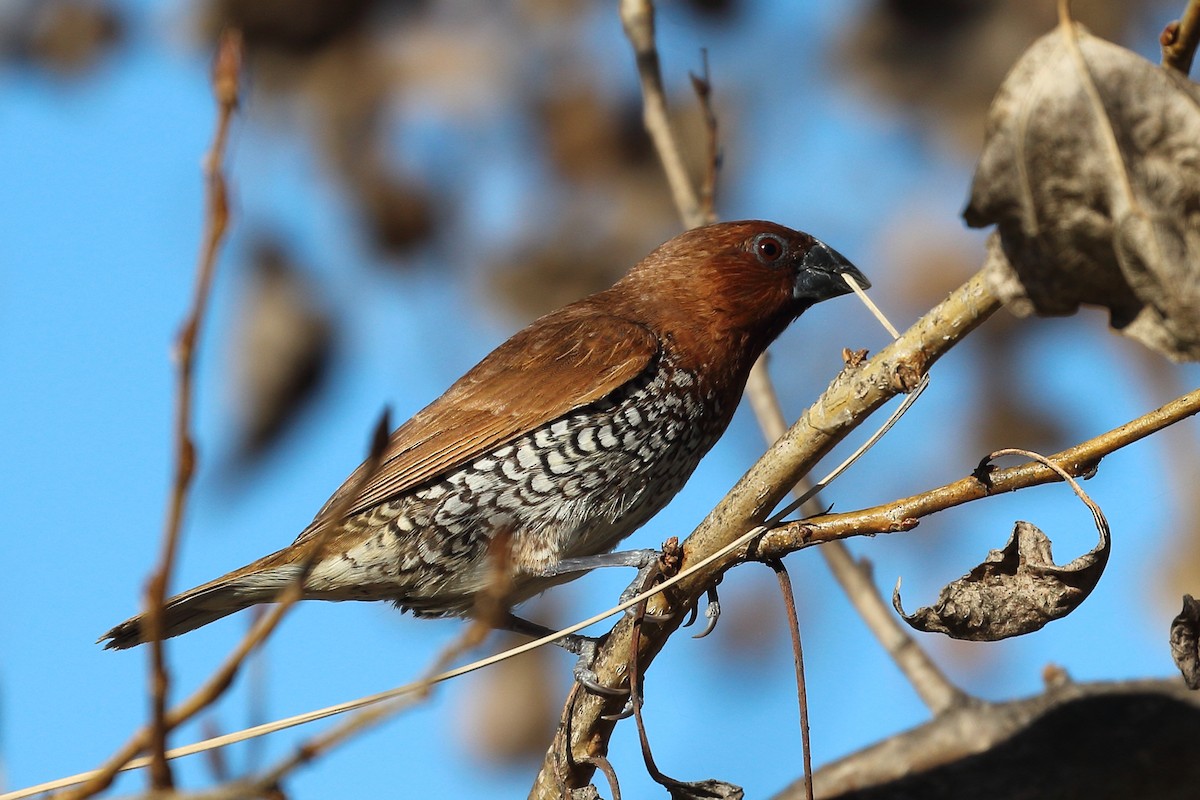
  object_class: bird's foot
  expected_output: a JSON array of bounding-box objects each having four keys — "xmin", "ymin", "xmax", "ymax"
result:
[
  {"xmin": 561, "ymin": 633, "xmax": 636, "ymax": 718},
  {"xmin": 681, "ymin": 585, "xmax": 721, "ymax": 638},
  {"xmin": 619, "ymin": 536, "xmax": 685, "ymax": 622}
]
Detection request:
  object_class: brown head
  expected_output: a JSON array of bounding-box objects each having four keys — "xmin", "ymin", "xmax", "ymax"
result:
[{"xmin": 598, "ymin": 220, "xmax": 868, "ymax": 388}]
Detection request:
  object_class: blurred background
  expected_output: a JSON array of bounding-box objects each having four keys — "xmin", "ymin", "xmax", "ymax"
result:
[{"xmin": 3, "ymin": 0, "xmax": 1199, "ymax": 797}]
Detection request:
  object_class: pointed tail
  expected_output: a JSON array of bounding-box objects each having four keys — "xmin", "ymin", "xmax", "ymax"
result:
[{"xmin": 99, "ymin": 550, "xmax": 303, "ymax": 650}]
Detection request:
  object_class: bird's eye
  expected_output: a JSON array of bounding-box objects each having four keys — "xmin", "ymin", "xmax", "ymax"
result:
[{"xmin": 754, "ymin": 234, "xmax": 786, "ymax": 265}]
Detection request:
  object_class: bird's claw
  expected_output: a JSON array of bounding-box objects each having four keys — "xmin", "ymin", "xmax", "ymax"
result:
[
  {"xmin": 571, "ymin": 637, "xmax": 630, "ymax": 698},
  {"xmin": 600, "ymin": 698, "xmax": 636, "ymax": 721},
  {"xmin": 689, "ymin": 586, "xmax": 721, "ymax": 639}
]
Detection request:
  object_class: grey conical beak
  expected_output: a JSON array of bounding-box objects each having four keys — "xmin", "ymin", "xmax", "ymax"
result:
[{"xmin": 793, "ymin": 239, "xmax": 870, "ymax": 304}]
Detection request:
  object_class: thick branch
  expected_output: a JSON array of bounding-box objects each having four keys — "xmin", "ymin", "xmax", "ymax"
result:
[{"xmin": 778, "ymin": 678, "xmax": 1200, "ymax": 799}]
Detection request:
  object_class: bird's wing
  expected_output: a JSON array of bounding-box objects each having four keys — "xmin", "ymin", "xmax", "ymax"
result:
[{"xmin": 307, "ymin": 305, "xmax": 660, "ymax": 528}]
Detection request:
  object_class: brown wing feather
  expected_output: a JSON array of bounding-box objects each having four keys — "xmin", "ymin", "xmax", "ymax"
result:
[{"xmin": 305, "ymin": 302, "xmax": 660, "ymax": 531}]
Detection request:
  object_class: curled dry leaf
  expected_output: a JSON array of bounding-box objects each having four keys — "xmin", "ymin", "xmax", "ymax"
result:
[
  {"xmin": 964, "ymin": 21, "xmax": 1200, "ymax": 360},
  {"xmin": 893, "ymin": 518, "xmax": 1110, "ymax": 641},
  {"xmin": 1170, "ymin": 594, "xmax": 1200, "ymax": 689}
]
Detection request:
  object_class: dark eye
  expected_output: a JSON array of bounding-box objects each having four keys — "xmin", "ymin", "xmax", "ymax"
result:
[{"xmin": 754, "ymin": 234, "xmax": 786, "ymax": 265}]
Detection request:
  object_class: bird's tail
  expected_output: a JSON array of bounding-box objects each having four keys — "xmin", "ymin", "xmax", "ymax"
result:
[{"xmin": 99, "ymin": 549, "xmax": 304, "ymax": 650}]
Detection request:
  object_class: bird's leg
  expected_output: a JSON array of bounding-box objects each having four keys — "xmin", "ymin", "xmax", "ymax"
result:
[
  {"xmin": 536, "ymin": 548, "xmax": 661, "ymax": 577},
  {"xmin": 537, "ymin": 542, "xmax": 682, "ymax": 623},
  {"xmin": 502, "ymin": 613, "xmax": 629, "ymax": 698}
]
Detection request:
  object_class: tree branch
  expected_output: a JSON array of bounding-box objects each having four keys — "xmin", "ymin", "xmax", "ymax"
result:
[
  {"xmin": 778, "ymin": 678, "xmax": 1200, "ymax": 799},
  {"xmin": 1161, "ymin": 0, "xmax": 1200, "ymax": 73},
  {"xmin": 619, "ymin": 0, "xmax": 703, "ymax": 228},
  {"xmin": 758, "ymin": 386, "xmax": 1200, "ymax": 556},
  {"xmin": 142, "ymin": 28, "xmax": 241, "ymax": 795}
]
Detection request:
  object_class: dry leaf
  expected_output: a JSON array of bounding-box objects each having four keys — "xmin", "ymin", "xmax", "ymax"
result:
[
  {"xmin": 1170, "ymin": 594, "xmax": 1200, "ymax": 690},
  {"xmin": 893, "ymin": 519, "xmax": 1110, "ymax": 641},
  {"xmin": 964, "ymin": 21, "xmax": 1200, "ymax": 360},
  {"xmin": 664, "ymin": 778, "xmax": 743, "ymax": 800}
]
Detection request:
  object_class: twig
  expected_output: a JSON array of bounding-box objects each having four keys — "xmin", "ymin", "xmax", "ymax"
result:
[
  {"xmin": 689, "ymin": 50, "xmax": 719, "ymax": 225},
  {"xmin": 766, "ymin": 560, "xmax": 812, "ymax": 800},
  {"xmin": 628, "ymin": 599, "xmax": 662, "ymax": 783},
  {"xmin": 620, "ymin": 0, "xmax": 704, "ymax": 228},
  {"xmin": 578, "ymin": 756, "xmax": 622, "ymax": 800},
  {"xmin": 1161, "ymin": 0, "xmax": 1200, "ymax": 73},
  {"xmin": 758, "ymin": 387, "xmax": 1200, "ymax": 556},
  {"xmin": 532, "ymin": 5, "xmax": 1000, "ymax": 793},
  {"xmin": 621, "ymin": 0, "xmax": 958, "ymax": 719},
  {"xmin": 136, "ymin": 29, "xmax": 242, "ymax": 795}
]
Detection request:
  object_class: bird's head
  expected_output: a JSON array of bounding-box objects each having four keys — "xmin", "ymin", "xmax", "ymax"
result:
[{"xmin": 611, "ymin": 220, "xmax": 868, "ymax": 368}]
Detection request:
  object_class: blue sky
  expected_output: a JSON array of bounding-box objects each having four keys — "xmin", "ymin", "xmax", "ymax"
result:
[{"xmin": 3, "ymin": 1, "xmax": 1198, "ymax": 798}]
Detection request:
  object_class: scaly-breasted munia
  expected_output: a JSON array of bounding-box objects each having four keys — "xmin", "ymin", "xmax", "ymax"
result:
[{"xmin": 102, "ymin": 221, "xmax": 866, "ymax": 650}]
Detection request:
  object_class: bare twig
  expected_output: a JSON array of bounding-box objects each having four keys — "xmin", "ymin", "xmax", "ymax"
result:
[
  {"xmin": 620, "ymin": 0, "xmax": 704, "ymax": 228},
  {"xmin": 1161, "ymin": 0, "xmax": 1200, "ymax": 73},
  {"xmin": 621, "ymin": 0, "xmax": 959, "ymax": 720},
  {"xmin": 579, "ymin": 756, "xmax": 623, "ymax": 800},
  {"xmin": 766, "ymin": 560, "xmax": 813, "ymax": 800},
  {"xmin": 759, "ymin": 387, "xmax": 1200, "ymax": 556},
  {"xmin": 530, "ymin": 6, "xmax": 1001, "ymax": 794},
  {"xmin": 689, "ymin": 50, "xmax": 719, "ymax": 226},
  {"xmin": 135, "ymin": 28, "xmax": 242, "ymax": 795}
]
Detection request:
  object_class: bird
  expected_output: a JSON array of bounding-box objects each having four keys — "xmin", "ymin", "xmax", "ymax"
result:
[{"xmin": 101, "ymin": 221, "xmax": 867, "ymax": 651}]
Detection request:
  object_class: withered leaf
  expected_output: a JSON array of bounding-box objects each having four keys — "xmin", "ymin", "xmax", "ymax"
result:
[
  {"xmin": 964, "ymin": 21, "xmax": 1200, "ymax": 361},
  {"xmin": 1170, "ymin": 594, "xmax": 1200, "ymax": 690},
  {"xmin": 893, "ymin": 519, "xmax": 1110, "ymax": 641},
  {"xmin": 664, "ymin": 778, "xmax": 743, "ymax": 800}
]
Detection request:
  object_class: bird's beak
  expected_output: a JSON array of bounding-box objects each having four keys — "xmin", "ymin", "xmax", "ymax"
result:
[{"xmin": 792, "ymin": 239, "xmax": 870, "ymax": 303}]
